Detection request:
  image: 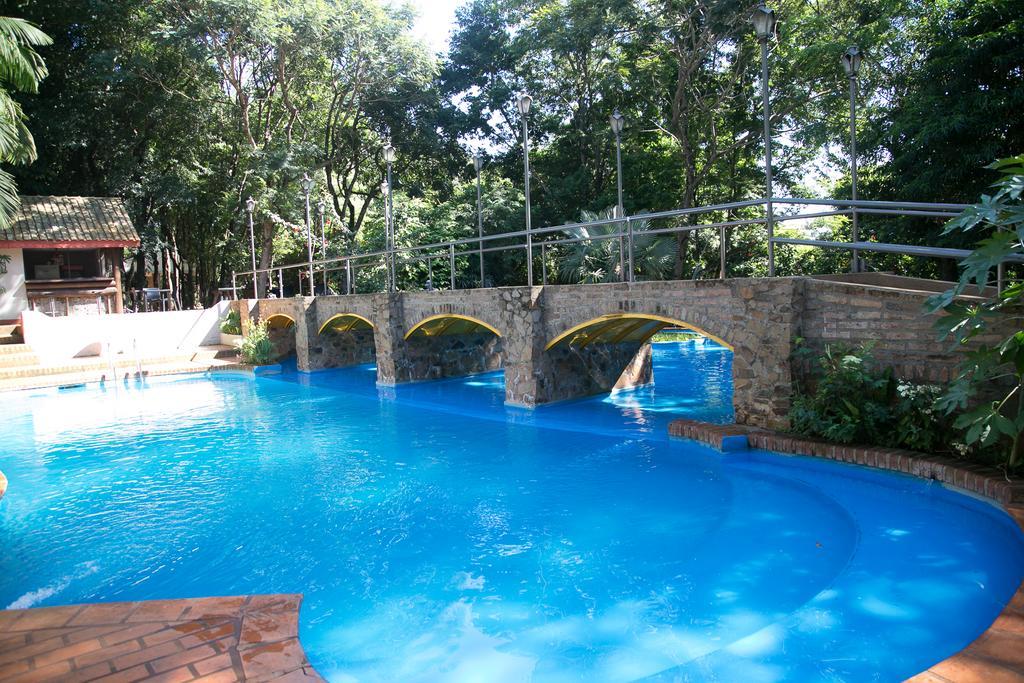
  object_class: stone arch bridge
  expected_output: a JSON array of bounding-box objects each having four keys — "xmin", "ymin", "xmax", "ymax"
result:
[{"xmin": 239, "ymin": 275, "xmax": 965, "ymax": 429}]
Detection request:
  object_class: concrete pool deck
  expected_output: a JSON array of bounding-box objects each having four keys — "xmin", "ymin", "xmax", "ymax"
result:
[{"xmin": 0, "ymin": 594, "xmax": 322, "ymax": 682}]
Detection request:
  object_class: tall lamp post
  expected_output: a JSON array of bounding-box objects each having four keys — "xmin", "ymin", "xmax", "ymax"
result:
[
  {"xmin": 610, "ymin": 109, "xmax": 625, "ymax": 218},
  {"xmin": 517, "ymin": 93, "xmax": 533, "ymax": 286},
  {"xmin": 473, "ymin": 154, "xmax": 485, "ymax": 287},
  {"xmin": 245, "ymin": 196, "xmax": 258, "ymax": 298},
  {"xmin": 383, "ymin": 143, "xmax": 396, "ymax": 292},
  {"xmin": 752, "ymin": 2, "xmax": 778, "ymax": 276},
  {"xmin": 842, "ymin": 45, "xmax": 864, "ymax": 273},
  {"xmin": 300, "ymin": 173, "xmax": 314, "ymax": 296},
  {"xmin": 317, "ymin": 200, "xmax": 327, "ymax": 293}
]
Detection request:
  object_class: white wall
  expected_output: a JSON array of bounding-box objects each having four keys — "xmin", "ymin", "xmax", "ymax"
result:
[
  {"xmin": 0, "ymin": 248, "xmax": 27, "ymax": 321},
  {"xmin": 22, "ymin": 301, "xmax": 230, "ymax": 363}
]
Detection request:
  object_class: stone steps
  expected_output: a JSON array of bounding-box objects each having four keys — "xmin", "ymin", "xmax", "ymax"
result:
[
  {"xmin": 0, "ymin": 357, "xmax": 245, "ymax": 392},
  {"xmin": 0, "ymin": 351, "xmax": 40, "ymax": 368},
  {"xmin": 0, "ymin": 349, "xmax": 225, "ymax": 380},
  {"xmin": 0, "ymin": 343, "xmax": 32, "ymax": 356}
]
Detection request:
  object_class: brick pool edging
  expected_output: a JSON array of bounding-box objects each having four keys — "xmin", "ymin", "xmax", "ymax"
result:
[
  {"xmin": 667, "ymin": 419, "xmax": 1024, "ymax": 505},
  {"xmin": 668, "ymin": 418, "xmax": 1024, "ymax": 683},
  {"xmin": 0, "ymin": 593, "xmax": 324, "ymax": 681}
]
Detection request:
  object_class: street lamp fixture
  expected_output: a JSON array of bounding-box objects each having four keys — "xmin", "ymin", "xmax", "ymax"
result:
[
  {"xmin": 383, "ymin": 143, "xmax": 395, "ymax": 164},
  {"xmin": 610, "ymin": 109, "xmax": 625, "ymax": 219},
  {"xmin": 751, "ymin": 2, "xmax": 778, "ymax": 276},
  {"xmin": 516, "ymin": 93, "xmax": 532, "ymax": 116},
  {"xmin": 517, "ymin": 93, "xmax": 533, "ymax": 285},
  {"xmin": 843, "ymin": 45, "xmax": 864, "ymax": 272},
  {"xmin": 842, "ymin": 45, "xmax": 863, "ymax": 78},
  {"xmin": 751, "ymin": 3, "xmax": 777, "ymax": 41},
  {"xmin": 300, "ymin": 173, "xmax": 314, "ymax": 296},
  {"xmin": 473, "ymin": 154, "xmax": 485, "ymax": 286}
]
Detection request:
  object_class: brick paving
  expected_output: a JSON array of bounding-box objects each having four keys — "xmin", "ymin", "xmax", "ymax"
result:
[
  {"xmin": 670, "ymin": 418, "xmax": 1024, "ymax": 683},
  {"xmin": 0, "ymin": 595, "xmax": 323, "ymax": 682}
]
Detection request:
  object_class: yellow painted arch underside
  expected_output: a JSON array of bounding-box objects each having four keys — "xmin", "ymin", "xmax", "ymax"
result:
[
  {"xmin": 318, "ymin": 313, "xmax": 374, "ymax": 335},
  {"xmin": 265, "ymin": 314, "xmax": 295, "ymax": 330},
  {"xmin": 545, "ymin": 313, "xmax": 733, "ymax": 351},
  {"xmin": 404, "ymin": 314, "xmax": 502, "ymax": 340}
]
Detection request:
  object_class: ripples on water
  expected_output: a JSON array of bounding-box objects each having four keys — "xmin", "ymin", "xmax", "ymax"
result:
[{"xmin": 0, "ymin": 339, "xmax": 1021, "ymax": 682}]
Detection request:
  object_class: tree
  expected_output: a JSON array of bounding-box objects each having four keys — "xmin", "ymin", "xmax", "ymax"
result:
[{"xmin": 0, "ymin": 15, "xmax": 49, "ymax": 228}]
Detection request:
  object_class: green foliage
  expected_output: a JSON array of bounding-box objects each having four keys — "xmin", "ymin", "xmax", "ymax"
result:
[
  {"xmin": 927, "ymin": 156, "xmax": 1024, "ymax": 469},
  {"xmin": 0, "ymin": 15, "xmax": 50, "ymax": 229},
  {"xmin": 791, "ymin": 343, "xmax": 952, "ymax": 452},
  {"xmin": 219, "ymin": 309, "xmax": 242, "ymax": 335},
  {"xmin": 555, "ymin": 208, "xmax": 674, "ymax": 284},
  {"xmin": 239, "ymin": 320, "xmax": 274, "ymax": 365}
]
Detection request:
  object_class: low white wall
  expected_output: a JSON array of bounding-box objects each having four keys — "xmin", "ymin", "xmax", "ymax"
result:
[
  {"xmin": 22, "ymin": 301, "xmax": 229, "ymax": 363},
  {"xmin": 0, "ymin": 248, "xmax": 27, "ymax": 321}
]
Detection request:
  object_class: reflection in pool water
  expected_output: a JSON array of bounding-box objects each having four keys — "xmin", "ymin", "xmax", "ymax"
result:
[{"xmin": 0, "ymin": 338, "xmax": 1021, "ymax": 682}]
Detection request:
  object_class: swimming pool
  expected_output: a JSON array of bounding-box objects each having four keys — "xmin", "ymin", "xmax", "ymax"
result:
[{"xmin": 1, "ymin": 340, "xmax": 1021, "ymax": 682}]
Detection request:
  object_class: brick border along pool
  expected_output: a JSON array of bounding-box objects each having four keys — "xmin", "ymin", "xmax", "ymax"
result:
[
  {"xmin": 669, "ymin": 418, "xmax": 1024, "ymax": 683},
  {"xmin": 0, "ymin": 594, "xmax": 322, "ymax": 682}
]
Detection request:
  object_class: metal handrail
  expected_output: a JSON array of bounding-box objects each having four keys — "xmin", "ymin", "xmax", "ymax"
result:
[{"xmin": 232, "ymin": 196, "xmax": 996, "ymax": 298}]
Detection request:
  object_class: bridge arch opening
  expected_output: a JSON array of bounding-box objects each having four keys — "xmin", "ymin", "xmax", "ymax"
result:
[
  {"xmin": 545, "ymin": 313, "xmax": 733, "ymax": 352},
  {"xmin": 261, "ymin": 314, "xmax": 297, "ymax": 361},
  {"xmin": 264, "ymin": 314, "xmax": 295, "ymax": 330},
  {"xmin": 404, "ymin": 314, "xmax": 501, "ymax": 340},
  {"xmin": 313, "ymin": 313, "xmax": 376, "ymax": 370},
  {"xmin": 399, "ymin": 313, "xmax": 503, "ymax": 381},
  {"xmin": 319, "ymin": 313, "xmax": 374, "ymax": 335},
  {"xmin": 542, "ymin": 313, "xmax": 734, "ymax": 415}
]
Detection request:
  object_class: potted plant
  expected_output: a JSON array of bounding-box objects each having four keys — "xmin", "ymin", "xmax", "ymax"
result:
[{"xmin": 219, "ymin": 309, "xmax": 243, "ymax": 347}]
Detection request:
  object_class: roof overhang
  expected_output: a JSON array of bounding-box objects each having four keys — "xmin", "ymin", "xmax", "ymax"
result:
[{"xmin": 0, "ymin": 240, "xmax": 139, "ymax": 249}]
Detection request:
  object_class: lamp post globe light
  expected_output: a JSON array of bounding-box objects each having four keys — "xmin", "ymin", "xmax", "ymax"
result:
[
  {"xmin": 383, "ymin": 143, "xmax": 396, "ymax": 292},
  {"xmin": 245, "ymin": 196, "xmax": 258, "ymax": 298},
  {"xmin": 473, "ymin": 153, "xmax": 485, "ymax": 287},
  {"xmin": 300, "ymin": 173, "xmax": 314, "ymax": 296},
  {"xmin": 842, "ymin": 45, "xmax": 864, "ymax": 273},
  {"xmin": 751, "ymin": 2, "xmax": 778, "ymax": 276},
  {"xmin": 517, "ymin": 92, "xmax": 534, "ymax": 286}
]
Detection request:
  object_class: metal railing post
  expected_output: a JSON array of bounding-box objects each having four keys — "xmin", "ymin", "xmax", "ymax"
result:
[
  {"xmin": 449, "ymin": 244, "xmax": 456, "ymax": 290},
  {"xmin": 278, "ymin": 269, "xmax": 283, "ymax": 298},
  {"xmin": 626, "ymin": 216, "xmax": 635, "ymax": 283},
  {"xmin": 719, "ymin": 225, "xmax": 727, "ymax": 279},
  {"xmin": 541, "ymin": 244, "xmax": 547, "ymax": 285},
  {"xmin": 231, "ymin": 273, "xmax": 238, "ymax": 300},
  {"xmin": 345, "ymin": 258, "xmax": 352, "ymax": 295},
  {"xmin": 427, "ymin": 256, "xmax": 433, "ymax": 290}
]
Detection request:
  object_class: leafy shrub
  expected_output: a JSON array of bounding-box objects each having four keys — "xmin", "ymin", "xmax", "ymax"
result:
[
  {"xmin": 790, "ymin": 343, "xmax": 953, "ymax": 452},
  {"xmin": 927, "ymin": 156, "xmax": 1024, "ymax": 470},
  {"xmin": 220, "ymin": 308, "xmax": 242, "ymax": 335},
  {"xmin": 240, "ymin": 320, "xmax": 275, "ymax": 365}
]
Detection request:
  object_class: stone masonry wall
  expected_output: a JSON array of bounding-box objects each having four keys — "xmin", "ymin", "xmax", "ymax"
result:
[
  {"xmin": 241, "ymin": 276, "xmax": 978, "ymax": 429},
  {"xmin": 396, "ymin": 332, "xmax": 502, "ymax": 382},
  {"xmin": 539, "ymin": 341, "xmax": 653, "ymax": 402},
  {"xmin": 799, "ymin": 278, "xmax": 959, "ymax": 384},
  {"xmin": 307, "ymin": 328, "xmax": 376, "ymax": 371}
]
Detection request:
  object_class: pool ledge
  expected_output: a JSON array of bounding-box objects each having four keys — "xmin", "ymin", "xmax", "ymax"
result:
[
  {"xmin": 669, "ymin": 419, "xmax": 1024, "ymax": 683},
  {"xmin": 0, "ymin": 593, "xmax": 324, "ymax": 682}
]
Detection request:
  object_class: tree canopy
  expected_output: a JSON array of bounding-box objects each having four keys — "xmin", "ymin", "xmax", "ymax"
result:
[{"xmin": 5, "ymin": 0, "xmax": 1022, "ymax": 304}]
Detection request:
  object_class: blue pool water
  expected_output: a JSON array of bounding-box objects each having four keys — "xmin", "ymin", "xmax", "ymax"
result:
[{"xmin": 0, "ymin": 340, "xmax": 1021, "ymax": 682}]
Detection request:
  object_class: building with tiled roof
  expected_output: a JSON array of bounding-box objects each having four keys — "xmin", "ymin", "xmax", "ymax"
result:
[{"xmin": 0, "ymin": 196, "xmax": 141, "ymax": 320}]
